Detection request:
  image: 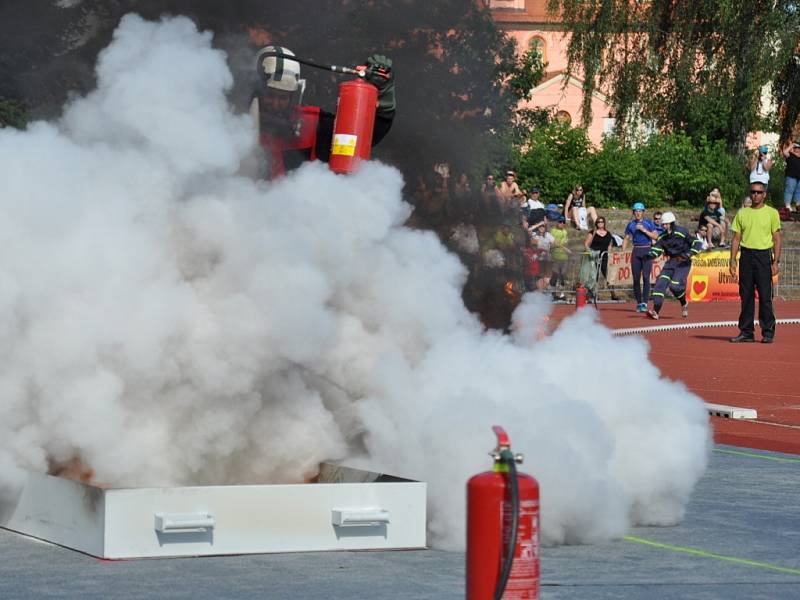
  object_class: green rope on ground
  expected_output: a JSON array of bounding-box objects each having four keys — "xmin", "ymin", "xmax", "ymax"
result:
[
  {"xmin": 713, "ymin": 448, "xmax": 800, "ymax": 463},
  {"xmin": 624, "ymin": 535, "xmax": 800, "ymax": 576}
]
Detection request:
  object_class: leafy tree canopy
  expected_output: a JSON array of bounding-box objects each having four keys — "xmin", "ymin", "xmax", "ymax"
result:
[
  {"xmin": 513, "ymin": 122, "xmax": 748, "ymax": 207},
  {"xmin": 547, "ymin": 0, "xmax": 800, "ymax": 153},
  {"xmin": 0, "ymin": 97, "xmax": 26, "ymax": 129}
]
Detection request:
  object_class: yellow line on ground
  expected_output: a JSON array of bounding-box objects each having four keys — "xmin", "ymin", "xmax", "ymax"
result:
[{"xmin": 624, "ymin": 535, "xmax": 800, "ymax": 576}]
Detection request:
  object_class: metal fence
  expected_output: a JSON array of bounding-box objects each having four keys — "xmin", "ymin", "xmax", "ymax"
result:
[
  {"xmin": 538, "ymin": 247, "xmax": 800, "ymax": 303},
  {"xmin": 777, "ymin": 247, "xmax": 800, "ymax": 299}
]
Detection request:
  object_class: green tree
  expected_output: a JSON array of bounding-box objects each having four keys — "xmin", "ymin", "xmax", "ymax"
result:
[
  {"xmin": 513, "ymin": 124, "xmax": 746, "ymax": 207},
  {"xmin": 512, "ymin": 121, "xmax": 591, "ymax": 202},
  {"xmin": 507, "ymin": 42, "xmax": 550, "ymax": 143},
  {"xmin": 0, "ymin": 97, "xmax": 26, "ymax": 129},
  {"xmin": 773, "ymin": 45, "xmax": 800, "ymax": 143},
  {"xmin": 547, "ymin": 0, "xmax": 800, "ymax": 154}
]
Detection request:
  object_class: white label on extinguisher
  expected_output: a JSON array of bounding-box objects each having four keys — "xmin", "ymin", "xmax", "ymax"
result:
[
  {"xmin": 331, "ymin": 134, "xmax": 357, "ymax": 157},
  {"xmin": 501, "ymin": 499, "xmax": 540, "ymax": 599}
]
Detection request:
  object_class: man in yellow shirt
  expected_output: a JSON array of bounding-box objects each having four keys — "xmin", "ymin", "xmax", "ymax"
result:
[{"xmin": 729, "ymin": 181, "xmax": 782, "ymax": 343}]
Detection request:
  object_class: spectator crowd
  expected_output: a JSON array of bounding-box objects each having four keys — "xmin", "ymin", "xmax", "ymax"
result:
[{"xmin": 409, "ymin": 140, "xmax": 800, "ymax": 322}]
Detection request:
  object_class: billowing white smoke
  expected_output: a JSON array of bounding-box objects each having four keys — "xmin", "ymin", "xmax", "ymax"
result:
[{"xmin": 0, "ymin": 14, "xmax": 711, "ymax": 548}]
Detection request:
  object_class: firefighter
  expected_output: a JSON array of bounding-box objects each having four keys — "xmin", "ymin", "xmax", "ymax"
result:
[
  {"xmin": 621, "ymin": 202, "xmax": 658, "ymax": 313},
  {"xmin": 645, "ymin": 211, "xmax": 703, "ymax": 320},
  {"xmin": 250, "ymin": 46, "xmax": 396, "ymax": 179}
]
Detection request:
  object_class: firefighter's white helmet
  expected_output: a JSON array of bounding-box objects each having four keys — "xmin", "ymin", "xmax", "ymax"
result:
[
  {"xmin": 661, "ymin": 211, "xmax": 676, "ymax": 224},
  {"xmin": 256, "ymin": 45, "xmax": 303, "ymax": 92}
]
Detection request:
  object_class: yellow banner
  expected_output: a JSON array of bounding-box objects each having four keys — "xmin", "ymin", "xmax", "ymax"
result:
[
  {"xmin": 688, "ymin": 248, "xmax": 779, "ymax": 302},
  {"xmin": 687, "ymin": 249, "xmax": 738, "ymax": 302},
  {"xmin": 607, "ymin": 249, "xmax": 778, "ymax": 302}
]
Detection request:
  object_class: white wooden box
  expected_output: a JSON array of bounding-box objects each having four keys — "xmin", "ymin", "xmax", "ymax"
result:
[{"xmin": 0, "ymin": 464, "xmax": 427, "ymax": 559}]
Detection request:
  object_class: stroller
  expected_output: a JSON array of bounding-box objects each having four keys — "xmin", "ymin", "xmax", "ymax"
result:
[{"xmin": 578, "ymin": 250, "xmax": 606, "ymax": 306}]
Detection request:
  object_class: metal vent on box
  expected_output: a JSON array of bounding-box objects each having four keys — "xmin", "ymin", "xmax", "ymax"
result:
[{"xmin": 0, "ymin": 464, "xmax": 426, "ymax": 559}]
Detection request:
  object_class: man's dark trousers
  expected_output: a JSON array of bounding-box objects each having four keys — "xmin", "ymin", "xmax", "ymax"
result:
[
  {"xmin": 631, "ymin": 246, "xmax": 653, "ymax": 304},
  {"xmin": 738, "ymin": 248, "xmax": 776, "ymax": 338}
]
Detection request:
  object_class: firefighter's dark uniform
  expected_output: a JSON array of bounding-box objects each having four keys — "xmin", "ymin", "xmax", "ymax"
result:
[{"xmin": 647, "ymin": 225, "xmax": 704, "ymax": 314}]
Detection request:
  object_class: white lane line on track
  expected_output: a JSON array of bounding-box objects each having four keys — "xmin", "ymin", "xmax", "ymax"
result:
[{"xmin": 612, "ymin": 318, "xmax": 800, "ymax": 337}]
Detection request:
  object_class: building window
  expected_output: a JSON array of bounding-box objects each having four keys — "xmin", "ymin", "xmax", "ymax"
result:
[
  {"xmin": 555, "ymin": 111, "xmax": 572, "ymax": 125},
  {"xmin": 603, "ymin": 117, "xmax": 617, "ymax": 135},
  {"xmin": 528, "ymin": 36, "xmax": 547, "ymax": 64},
  {"xmin": 489, "ymin": 0, "xmax": 526, "ymax": 10}
]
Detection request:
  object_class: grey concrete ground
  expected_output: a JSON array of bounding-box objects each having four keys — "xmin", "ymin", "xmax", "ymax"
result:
[{"xmin": 1, "ymin": 444, "xmax": 798, "ymax": 599}]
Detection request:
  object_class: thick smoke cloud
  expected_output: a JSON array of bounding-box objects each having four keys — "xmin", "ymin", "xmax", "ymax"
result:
[{"xmin": 0, "ymin": 15, "xmax": 711, "ymax": 549}]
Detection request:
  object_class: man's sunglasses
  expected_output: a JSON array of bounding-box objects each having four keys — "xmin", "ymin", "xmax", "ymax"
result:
[{"xmin": 749, "ymin": 189, "xmax": 766, "ymax": 196}]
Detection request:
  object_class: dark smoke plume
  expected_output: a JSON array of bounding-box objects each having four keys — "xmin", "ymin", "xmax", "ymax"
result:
[{"xmin": 1, "ymin": 0, "xmax": 517, "ymax": 179}]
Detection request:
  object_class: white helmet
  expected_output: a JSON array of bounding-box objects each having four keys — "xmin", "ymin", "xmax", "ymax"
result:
[
  {"xmin": 256, "ymin": 46, "xmax": 305, "ymax": 93},
  {"xmin": 661, "ymin": 211, "xmax": 676, "ymax": 224}
]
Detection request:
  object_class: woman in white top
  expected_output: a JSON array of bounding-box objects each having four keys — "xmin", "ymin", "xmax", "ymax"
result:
[
  {"xmin": 564, "ymin": 185, "xmax": 598, "ymax": 230},
  {"xmin": 749, "ymin": 145, "xmax": 773, "ymax": 186}
]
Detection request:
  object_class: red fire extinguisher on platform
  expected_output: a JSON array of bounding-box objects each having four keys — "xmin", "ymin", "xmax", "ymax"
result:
[
  {"xmin": 329, "ymin": 77, "xmax": 378, "ymax": 174},
  {"xmin": 467, "ymin": 426, "xmax": 540, "ymax": 600}
]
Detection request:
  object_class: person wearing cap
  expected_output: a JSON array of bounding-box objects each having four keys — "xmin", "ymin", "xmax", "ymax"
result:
[
  {"xmin": 520, "ymin": 186, "xmax": 546, "ymax": 229},
  {"xmin": 749, "ymin": 144, "xmax": 773, "ymax": 187},
  {"xmin": 251, "ymin": 46, "xmax": 396, "ymax": 180},
  {"xmin": 645, "ymin": 212, "xmax": 704, "ymax": 319},
  {"xmin": 545, "ymin": 203, "xmax": 562, "ymax": 222},
  {"xmin": 622, "ymin": 202, "xmax": 658, "ymax": 312},
  {"xmin": 698, "ymin": 195, "xmax": 727, "ymax": 247},
  {"xmin": 729, "ymin": 180, "xmax": 781, "ymax": 343},
  {"xmin": 781, "ymin": 140, "xmax": 800, "ymax": 209}
]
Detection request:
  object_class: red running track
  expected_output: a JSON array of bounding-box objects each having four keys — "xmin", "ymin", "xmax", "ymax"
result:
[{"xmin": 550, "ymin": 300, "xmax": 800, "ymax": 455}]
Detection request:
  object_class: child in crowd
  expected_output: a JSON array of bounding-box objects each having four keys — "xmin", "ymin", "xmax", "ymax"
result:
[
  {"xmin": 549, "ymin": 216, "xmax": 571, "ymax": 300},
  {"xmin": 529, "ymin": 222, "xmax": 555, "ymax": 291}
]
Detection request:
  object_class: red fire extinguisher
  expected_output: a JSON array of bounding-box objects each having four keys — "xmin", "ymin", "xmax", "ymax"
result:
[
  {"xmin": 575, "ymin": 283, "xmax": 587, "ymax": 310},
  {"xmin": 467, "ymin": 426, "xmax": 540, "ymax": 600},
  {"xmin": 329, "ymin": 78, "xmax": 378, "ymax": 175}
]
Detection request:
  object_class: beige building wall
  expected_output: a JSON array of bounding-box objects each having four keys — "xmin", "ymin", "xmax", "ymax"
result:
[{"xmin": 485, "ymin": 0, "xmax": 614, "ymax": 146}]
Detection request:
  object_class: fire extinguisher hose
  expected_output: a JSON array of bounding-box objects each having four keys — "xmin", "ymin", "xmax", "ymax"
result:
[
  {"xmin": 494, "ymin": 449, "xmax": 520, "ymax": 600},
  {"xmin": 256, "ymin": 50, "xmax": 363, "ymax": 77}
]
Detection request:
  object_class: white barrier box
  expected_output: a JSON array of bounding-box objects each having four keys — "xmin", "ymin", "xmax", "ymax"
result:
[{"xmin": 0, "ymin": 464, "xmax": 427, "ymax": 559}]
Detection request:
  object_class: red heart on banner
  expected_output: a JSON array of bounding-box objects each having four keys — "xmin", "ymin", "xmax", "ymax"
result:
[{"xmin": 693, "ymin": 280, "xmax": 707, "ymax": 295}]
